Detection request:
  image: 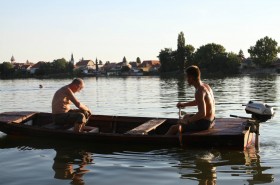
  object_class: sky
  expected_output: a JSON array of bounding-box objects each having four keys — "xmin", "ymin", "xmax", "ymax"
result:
[{"xmin": 0, "ymin": 0, "xmax": 280, "ymax": 63}]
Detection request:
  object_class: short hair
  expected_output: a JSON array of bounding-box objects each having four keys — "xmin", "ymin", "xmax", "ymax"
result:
[
  {"xmin": 186, "ymin": 65, "xmax": 201, "ymax": 81},
  {"xmin": 71, "ymin": 78, "xmax": 84, "ymax": 85}
]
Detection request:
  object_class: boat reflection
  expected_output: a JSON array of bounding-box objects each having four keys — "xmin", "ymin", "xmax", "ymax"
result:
[
  {"xmin": 0, "ymin": 135, "xmax": 275, "ymax": 184},
  {"xmin": 243, "ymin": 147, "xmax": 274, "ymax": 184},
  {"xmin": 52, "ymin": 148, "xmax": 93, "ymax": 185},
  {"xmin": 177, "ymin": 147, "xmax": 273, "ymax": 184}
]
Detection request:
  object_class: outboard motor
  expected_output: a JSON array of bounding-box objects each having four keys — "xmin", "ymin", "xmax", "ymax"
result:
[
  {"xmin": 244, "ymin": 101, "xmax": 274, "ymax": 122},
  {"xmin": 231, "ymin": 101, "xmax": 274, "ymax": 149}
]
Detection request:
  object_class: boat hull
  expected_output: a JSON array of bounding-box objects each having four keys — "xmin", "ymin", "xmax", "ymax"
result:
[{"xmin": 0, "ymin": 111, "xmax": 255, "ymax": 149}]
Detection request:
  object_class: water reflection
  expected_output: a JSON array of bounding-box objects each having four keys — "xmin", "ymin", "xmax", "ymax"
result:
[
  {"xmin": 243, "ymin": 147, "xmax": 274, "ymax": 184},
  {"xmin": 175, "ymin": 148, "xmax": 273, "ymax": 185},
  {"xmin": 176, "ymin": 76, "xmax": 188, "ymax": 101},
  {"xmin": 177, "ymin": 150, "xmax": 218, "ymax": 185},
  {"xmin": 52, "ymin": 148, "xmax": 92, "ymax": 185},
  {"xmin": 194, "ymin": 158, "xmax": 217, "ymax": 185},
  {"xmin": 0, "ymin": 134, "xmax": 276, "ymax": 185},
  {"xmin": 159, "ymin": 76, "xmax": 188, "ymax": 102}
]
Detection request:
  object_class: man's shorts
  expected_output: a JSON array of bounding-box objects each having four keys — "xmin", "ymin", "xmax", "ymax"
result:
[
  {"xmin": 182, "ymin": 116, "xmax": 215, "ymax": 132},
  {"xmin": 53, "ymin": 109, "xmax": 91, "ymax": 127}
]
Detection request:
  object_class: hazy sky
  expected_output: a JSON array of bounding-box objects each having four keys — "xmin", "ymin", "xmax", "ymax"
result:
[{"xmin": 1, "ymin": 0, "xmax": 279, "ymax": 63}]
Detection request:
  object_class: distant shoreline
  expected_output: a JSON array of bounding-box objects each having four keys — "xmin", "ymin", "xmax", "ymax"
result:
[{"xmin": 1, "ymin": 68, "xmax": 279, "ymax": 80}]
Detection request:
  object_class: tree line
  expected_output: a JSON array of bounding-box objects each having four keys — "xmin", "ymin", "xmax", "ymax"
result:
[
  {"xmin": 158, "ymin": 32, "xmax": 280, "ymax": 75},
  {"xmin": 0, "ymin": 58, "xmax": 74, "ymax": 78},
  {"xmin": 35, "ymin": 58, "xmax": 74, "ymax": 76}
]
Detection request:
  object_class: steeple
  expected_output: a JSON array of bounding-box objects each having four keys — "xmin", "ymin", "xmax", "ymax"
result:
[
  {"xmin": 70, "ymin": 53, "xmax": 75, "ymax": 65},
  {"xmin": 11, "ymin": 55, "xmax": 15, "ymax": 63}
]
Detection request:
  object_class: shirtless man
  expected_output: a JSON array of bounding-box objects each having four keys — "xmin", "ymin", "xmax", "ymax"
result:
[
  {"xmin": 52, "ymin": 78, "xmax": 91, "ymax": 133},
  {"xmin": 166, "ymin": 65, "xmax": 215, "ymax": 135}
]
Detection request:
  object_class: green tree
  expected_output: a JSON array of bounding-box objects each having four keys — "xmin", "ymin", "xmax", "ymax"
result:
[
  {"xmin": 177, "ymin": 31, "xmax": 186, "ymax": 72},
  {"xmin": 158, "ymin": 48, "xmax": 177, "ymax": 73},
  {"xmin": 0, "ymin": 62, "xmax": 14, "ymax": 77},
  {"xmin": 67, "ymin": 62, "xmax": 74, "ymax": 74},
  {"xmin": 193, "ymin": 43, "xmax": 240, "ymax": 74},
  {"xmin": 248, "ymin": 36, "xmax": 280, "ymax": 67},
  {"xmin": 226, "ymin": 52, "xmax": 242, "ymax": 73},
  {"xmin": 52, "ymin": 58, "xmax": 68, "ymax": 73},
  {"xmin": 194, "ymin": 43, "xmax": 226, "ymax": 69},
  {"xmin": 238, "ymin": 49, "xmax": 245, "ymax": 60},
  {"xmin": 136, "ymin": 57, "xmax": 141, "ymax": 65},
  {"xmin": 185, "ymin": 44, "xmax": 195, "ymax": 66},
  {"xmin": 35, "ymin": 62, "xmax": 51, "ymax": 76},
  {"xmin": 211, "ymin": 52, "xmax": 241, "ymax": 74}
]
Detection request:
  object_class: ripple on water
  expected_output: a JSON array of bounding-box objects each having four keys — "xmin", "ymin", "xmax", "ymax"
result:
[{"xmin": 1, "ymin": 76, "xmax": 280, "ymax": 185}]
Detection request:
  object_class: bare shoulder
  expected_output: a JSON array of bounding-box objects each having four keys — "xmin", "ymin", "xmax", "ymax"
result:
[
  {"xmin": 197, "ymin": 83, "xmax": 208, "ymax": 92},
  {"xmin": 202, "ymin": 83, "xmax": 210, "ymax": 89},
  {"xmin": 202, "ymin": 83, "xmax": 213, "ymax": 92},
  {"xmin": 61, "ymin": 85, "xmax": 72, "ymax": 96},
  {"xmin": 195, "ymin": 86, "xmax": 206, "ymax": 98}
]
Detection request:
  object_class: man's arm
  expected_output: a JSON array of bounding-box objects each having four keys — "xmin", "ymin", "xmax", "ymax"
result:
[
  {"xmin": 67, "ymin": 88, "xmax": 90, "ymax": 112},
  {"xmin": 78, "ymin": 103, "xmax": 91, "ymax": 112},
  {"xmin": 177, "ymin": 100, "xmax": 197, "ymax": 108}
]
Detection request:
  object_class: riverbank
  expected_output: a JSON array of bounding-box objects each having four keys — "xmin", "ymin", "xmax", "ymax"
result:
[
  {"xmin": 240, "ymin": 68, "xmax": 280, "ymax": 75},
  {"xmin": 0, "ymin": 71, "xmax": 162, "ymax": 79},
  {"xmin": 1, "ymin": 68, "xmax": 279, "ymax": 80}
]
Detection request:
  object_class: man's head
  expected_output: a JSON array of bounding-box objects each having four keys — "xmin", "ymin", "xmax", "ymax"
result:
[
  {"xmin": 70, "ymin": 78, "xmax": 84, "ymax": 93},
  {"xmin": 186, "ymin": 65, "xmax": 201, "ymax": 85}
]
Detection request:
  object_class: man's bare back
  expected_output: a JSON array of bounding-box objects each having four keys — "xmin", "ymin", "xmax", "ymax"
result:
[{"xmin": 195, "ymin": 83, "xmax": 215, "ymax": 121}]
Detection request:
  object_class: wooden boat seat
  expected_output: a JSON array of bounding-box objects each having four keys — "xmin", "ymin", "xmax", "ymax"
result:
[
  {"xmin": 0, "ymin": 111, "xmax": 37, "ymax": 124},
  {"xmin": 125, "ymin": 119, "xmax": 166, "ymax": 135}
]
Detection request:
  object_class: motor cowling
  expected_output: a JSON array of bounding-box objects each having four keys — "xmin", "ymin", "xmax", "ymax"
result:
[{"xmin": 245, "ymin": 101, "xmax": 274, "ymax": 122}]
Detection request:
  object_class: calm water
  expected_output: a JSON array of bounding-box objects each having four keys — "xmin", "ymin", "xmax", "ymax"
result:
[{"xmin": 0, "ymin": 75, "xmax": 280, "ymax": 185}]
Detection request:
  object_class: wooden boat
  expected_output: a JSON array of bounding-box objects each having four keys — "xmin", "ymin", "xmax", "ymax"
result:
[{"xmin": 0, "ymin": 111, "xmax": 259, "ymax": 150}]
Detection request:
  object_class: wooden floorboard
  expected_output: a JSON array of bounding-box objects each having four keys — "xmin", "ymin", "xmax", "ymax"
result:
[{"xmin": 185, "ymin": 118, "xmax": 246, "ymax": 136}]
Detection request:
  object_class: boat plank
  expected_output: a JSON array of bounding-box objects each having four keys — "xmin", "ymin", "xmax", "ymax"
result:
[
  {"xmin": 126, "ymin": 119, "xmax": 166, "ymax": 135},
  {"xmin": 0, "ymin": 111, "xmax": 37, "ymax": 124},
  {"xmin": 186, "ymin": 118, "xmax": 246, "ymax": 136}
]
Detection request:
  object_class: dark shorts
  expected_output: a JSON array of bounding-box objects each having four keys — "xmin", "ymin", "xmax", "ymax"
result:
[
  {"xmin": 182, "ymin": 117, "xmax": 214, "ymax": 132},
  {"xmin": 53, "ymin": 109, "xmax": 91, "ymax": 127}
]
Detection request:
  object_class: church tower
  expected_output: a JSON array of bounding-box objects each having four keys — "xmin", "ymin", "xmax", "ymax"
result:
[
  {"xmin": 70, "ymin": 53, "xmax": 75, "ymax": 65},
  {"xmin": 11, "ymin": 55, "xmax": 15, "ymax": 63}
]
